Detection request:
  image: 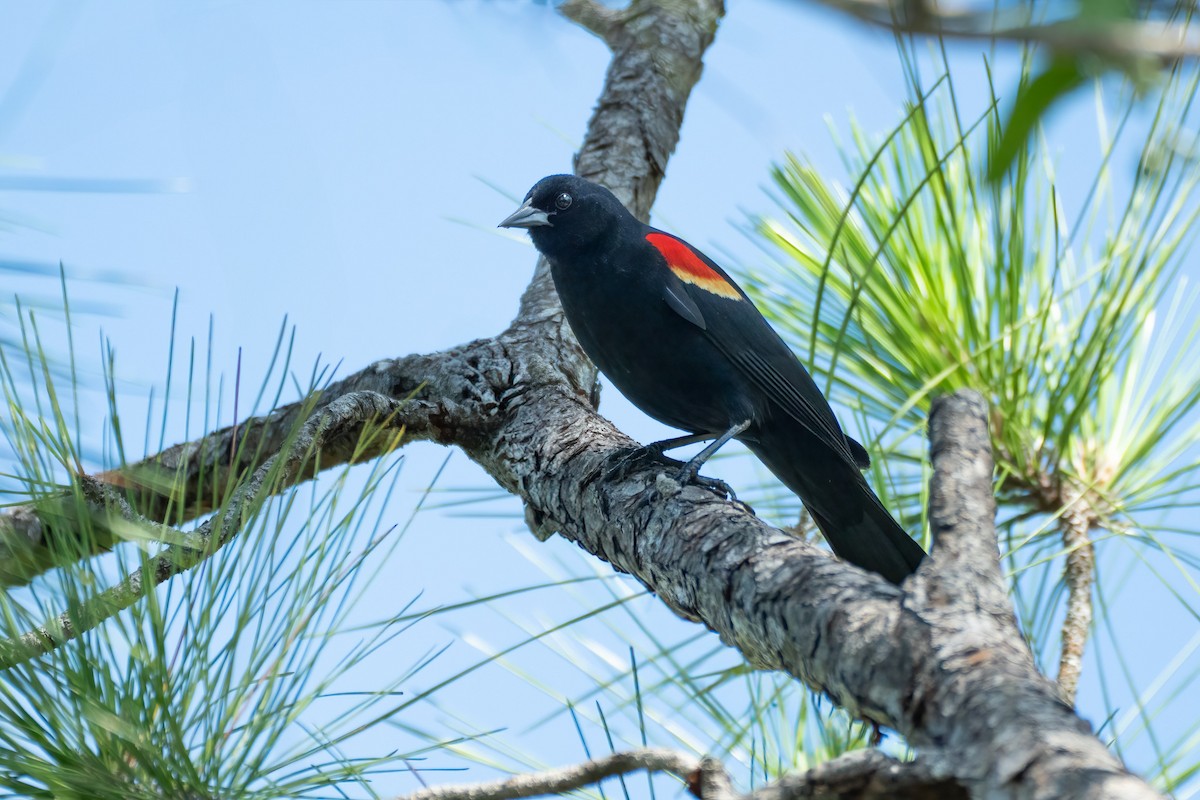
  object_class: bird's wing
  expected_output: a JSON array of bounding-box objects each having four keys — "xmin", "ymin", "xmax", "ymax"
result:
[
  {"xmin": 724, "ymin": 344, "xmax": 861, "ymax": 464},
  {"xmin": 646, "ymin": 229, "xmax": 866, "ymax": 469},
  {"xmin": 662, "ymin": 274, "xmax": 707, "ymax": 330}
]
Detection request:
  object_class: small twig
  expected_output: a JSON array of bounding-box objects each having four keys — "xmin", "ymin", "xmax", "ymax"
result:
[
  {"xmin": 1056, "ymin": 480, "xmax": 1096, "ymax": 706},
  {"xmin": 395, "ymin": 748, "xmax": 965, "ymax": 800},
  {"xmin": 559, "ymin": 0, "xmax": 626, "ymax": 45},
  {"xmin": 395, "ymin": 748, "xmax": 701, "ymax": 800},
  {"xmin": 0, "ymin": 391, "xmax": 407, "ymax": 670},
  {"xmin": 807, "ymin": 0, "xmax": 1200, "ymax": 62}
]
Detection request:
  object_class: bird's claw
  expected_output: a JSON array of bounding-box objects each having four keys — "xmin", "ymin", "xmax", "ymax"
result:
[
  {"xmin": 605, "ymin": 445, "xmax": 749, "ymax": 509},
  {"xmin": 604, "ymin": 446, "xmax": 731, "ymax": 496},
  {"xmin": 603, "ymin": 445, "xmax": 679, "ymax": 483},
  {"xmin": 680, "ymin": 470, "xmax": 738, "ymax": 502}
]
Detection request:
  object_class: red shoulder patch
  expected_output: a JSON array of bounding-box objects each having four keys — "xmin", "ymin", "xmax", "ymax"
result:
[{"xmin": 645, "ymin": 232, "xmax": 741, "ymax": 301}]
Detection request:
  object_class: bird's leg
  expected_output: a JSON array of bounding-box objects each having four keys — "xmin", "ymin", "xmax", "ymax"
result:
[
  {"xmin": 605, "ymin": 423, "xmax": 750, "ymax": 502},
  {"xmin": 675, "ymin": 419, "xmax": 751, "ymax": 500},
  {"xmin": 603, "ymin": 432, "xmax": 715, "ymax": 483},
  {"xmin": 651, "ymin": 431, "xmax": 720, "ymax": 453}
]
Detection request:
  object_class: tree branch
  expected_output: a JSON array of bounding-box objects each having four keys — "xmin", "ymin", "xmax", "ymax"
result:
[
  {"xmin": 0, "ymin": 1, "xmax": 1163, "ymax": 797},
  {"xmin": 1056, "ymin": 480, "xmax": 1097, "ymax": 707},
  {"xmin": 746, "ymin": 749, "xmax": 966, "ymax": 799},
  {"xmin": 900, "ymin": 393, "xmax": 1153, "ymax": 799},
  {"xmin": 395, "ymin": 748, "xmax": 967, "ymax": 800},
  {"xmin": 527, "ymin": 388, "xmax": 1154, "ymax": 800},
  {"xmin": 0, "ymin": 391, "xmax": 412, "ymax": 669},
  {"xmin": 397, "ymin": 748, "xmax": 700, "ymax": 800},
  {"xmin": 559, "ymin": 0, "xmax": 626, "ymax": 45},
  {"xmin": 0, "ymin": 353, "xmax": 445, "ymax": 586},
  {"xmin": 804, "ymin": 0, "xmax": 1200, "ymax": 62},
  {"xmin": 0, "ymin": 0, "xmax": 723, "ymax": 584},
  {"xmin": 925, "ymin": 391, "xmax": 1008, "ymax": 611}
]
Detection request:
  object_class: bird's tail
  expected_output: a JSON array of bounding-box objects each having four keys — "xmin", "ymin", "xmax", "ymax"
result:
[
  {"xmin": 804, "ymin": 492, "xmax": 925, "ymax": 585},
  {"xmin": 746, "ymin": 438, "xmax": 926, "ymax": 584}
]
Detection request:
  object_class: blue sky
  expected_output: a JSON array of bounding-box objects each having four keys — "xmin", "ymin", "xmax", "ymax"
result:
[{"xmin": 1, "ymin": 0, "xmax": 1194, "ymax": 796}]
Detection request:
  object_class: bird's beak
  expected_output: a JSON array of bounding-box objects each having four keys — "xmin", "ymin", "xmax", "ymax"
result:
[{"xmin": 498, "ymin": 197, "xmax": 552, "ymax": 229}]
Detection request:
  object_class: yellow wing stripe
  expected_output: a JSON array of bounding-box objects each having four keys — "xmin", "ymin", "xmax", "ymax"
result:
[
  {"xmin": 668, "ymin": 266, "xmax": 742, "ymax": 300},
  {"xmin": 646, "ymin": 232, "xmax": 742, "ymax": 302}
]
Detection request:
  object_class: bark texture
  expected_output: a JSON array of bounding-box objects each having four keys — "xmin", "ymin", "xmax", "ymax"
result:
[{"xmin": 0, "ymin": 1, "xmax": 1163, "ymax": 798}]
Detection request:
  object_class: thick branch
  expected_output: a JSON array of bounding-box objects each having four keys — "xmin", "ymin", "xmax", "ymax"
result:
[
  {"xmin": 571, "ymin": 0, "xmax": 720, "ymax": 216},
  {"xmin": 925, "ymin": 392, "xmax": 1008, "ymax": 612},
  {"xmin": 902, "ymin": 393, "xmax": 1149, "ymax": 799},
  {"xmin": 486, "ymin": 377, "xmax": 1157, "ymax": 798}
]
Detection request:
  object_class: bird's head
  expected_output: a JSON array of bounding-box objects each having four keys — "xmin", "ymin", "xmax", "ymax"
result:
[{"xmin": 498, "ymin": 174, "xmax": 632, "ymax": 260}]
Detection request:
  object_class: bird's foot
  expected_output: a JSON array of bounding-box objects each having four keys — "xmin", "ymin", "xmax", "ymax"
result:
[
  {"xmin": 672, "ymin": 456, "xmax": 741, "ymax": 502},
  {"xmin": 680, "ymin": 470, "xmax": 739, "ymax": 502},
  {"xmin": 604, "ymin": 445, "xmax": 732, "ymax": 498},
  {"xmin": 603, "ymin": 444, "xmax": 680, "ymax": 483},
  {"xmin": 605, "ymin": 444, "xmax": 750, "ymax": 507}
]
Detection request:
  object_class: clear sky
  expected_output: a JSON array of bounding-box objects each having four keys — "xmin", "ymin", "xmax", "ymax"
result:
[{"xmin": 1, "ymin": 1, "xmax": 1194, "ymax": 797}]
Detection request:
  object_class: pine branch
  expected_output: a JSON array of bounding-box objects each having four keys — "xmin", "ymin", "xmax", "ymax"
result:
[
  {"xmin": 395, "ymin": 748, "xmax": 966, "ymax": 800},
  {"xmin": 0, "ymin": 355, "xmax": 442, "ymax": 585},
  {"xmin": 397, "ymin": 748, "xmax": 701, "ymax": 800},
  {"xmin": 0, "ymin": 1, "xmax": 1164, "ymax": 796},
  {"xmin": 559, "ymin": 0, "xmax": 626, "ymax": 45},
  {"xmin": 0, "ymin": 391, "xmax": 412, "ymax": 668},
  {"xmin": 1056, "ymin": 480, "xmax": 1098, "ymax": 706},
  {"xmin": 802, "ymin": 0, "xmax": 1200, "ymax": 62}
]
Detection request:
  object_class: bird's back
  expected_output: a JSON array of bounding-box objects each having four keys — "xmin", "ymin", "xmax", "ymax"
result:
[{"xmin": 547, "ymin": 231, "xmax": 758, "ymax": 436}]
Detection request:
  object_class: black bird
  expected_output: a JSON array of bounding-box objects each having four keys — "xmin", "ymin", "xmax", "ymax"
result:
[{"xmin": 500, "ymin": 174, "xmax": 925, "ymax": 584}]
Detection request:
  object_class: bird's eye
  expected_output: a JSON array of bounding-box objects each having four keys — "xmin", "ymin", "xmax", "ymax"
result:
[{"xmin": 554, "ymin": 192, "xmax": 573, "ymax": 211}]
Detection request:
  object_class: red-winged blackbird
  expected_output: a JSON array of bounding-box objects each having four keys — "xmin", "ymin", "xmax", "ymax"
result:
[{"xmin": 500, "ymin": 174, "xmax": 925, "ymax": 584}]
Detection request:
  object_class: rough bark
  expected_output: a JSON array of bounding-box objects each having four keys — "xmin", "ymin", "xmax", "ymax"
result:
[{"xmin": 0, "ymin": 1, "xmax": 1163, "ymax": 798}]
